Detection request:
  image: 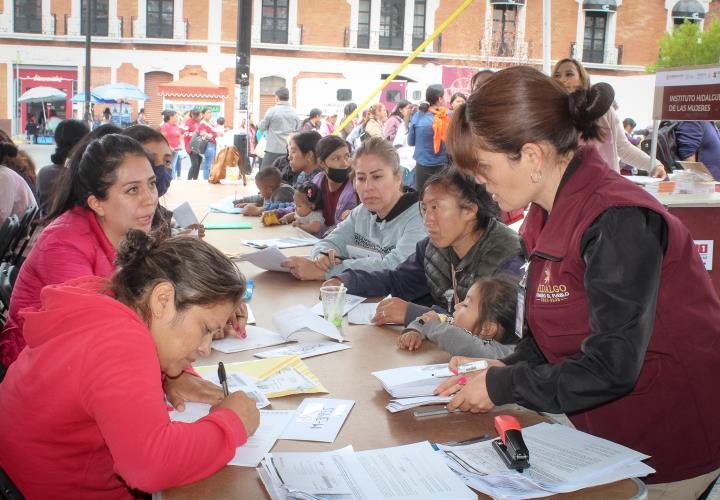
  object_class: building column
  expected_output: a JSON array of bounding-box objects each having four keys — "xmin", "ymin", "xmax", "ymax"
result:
[
  {"xmin": 574, "ymin": 1, "xmax": 585, "ymax": 62},
  {"xmin": 208, "ymin": 0, "xmax": 221, "ymax": 53},
  {"xmin": 133, "ymin": 0, "xmax": 147, "ymax": 38},
  {"xmin": 369, "ymin": 0, "xmax": 381, "ymax": 49},
  {"xmin": 108, "ymin": 0, "xmax": 121, "ymax": 38},
  {"xmin": 174, "ymin": 0, "xmax": 186, "ymax": 39},
  {"xmin": 425, "ymin": 0, "xmax": 439, "ymax": 52},
  {"xmin": 346, "ymin": 0, "xmax": 358, "ymax": 48},
  {"xmin": 403, "ymin": 0, "xmax": 413, "ymax": 51},
  {"xmin": 41, "ymin": 0, "xmax": 53, "ymax": 35},
  {"xmin": 605, "ymin": 12, "xmax": 618, "ymax": 65}
]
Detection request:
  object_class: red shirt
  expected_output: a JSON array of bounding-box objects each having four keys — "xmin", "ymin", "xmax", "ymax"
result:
[
  {"xmin": 197, "ymin": 121, "xmax": 218, "ymax": 144},
  {"xmin": 321, "ymin": 177, "xmax": 347, "ymax": 227},
  {"xmin": 183, "ymin": 118, "xmax": 198, "ymax": 153},
  {"xmin": 160, "ymin": 122, "xmax": 183, "ymax": 150}
]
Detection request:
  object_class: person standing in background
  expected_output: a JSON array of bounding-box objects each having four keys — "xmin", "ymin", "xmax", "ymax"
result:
[
  {"xmin": 258, "ymin": 87, "xmax": 300, "ymax": 169},
  {"xmin": 184, "ymin": 109, "xmax": 202, "ymax": 180},
  {"xmin": 408, "ymin": 84, "xmax": 449, "ymax": 192},
  {"xmin": 197, "ymin": 108, "xmax": 218, "ymax": 180},
  {"xmin": 676, "ymin": 121, "xmax": 720, "ymax": 181},
  {"xmin": 160, "ymin": 111, "xmax": 184, "ymax": 179},
  {"xmin": 339, "ymin": 102, "xmax": 358, "ymax": 139},
  {"xmin": 300, "ymin": 108, "xmax": 323, "ymax": 133}
]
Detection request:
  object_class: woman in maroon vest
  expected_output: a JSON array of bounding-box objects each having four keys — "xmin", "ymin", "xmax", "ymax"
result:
[{"xmin": 436, "ymin": 65, "xmax": 720, "ymax": 496}]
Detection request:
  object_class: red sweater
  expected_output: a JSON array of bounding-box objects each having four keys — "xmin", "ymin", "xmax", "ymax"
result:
[
  {"xmin": 0, "ymin": 207, "xmax": 116, "ymax": 367},
  {"xmin": 0, "ymin": 276, "xmax": 247, "ymax": 498}
]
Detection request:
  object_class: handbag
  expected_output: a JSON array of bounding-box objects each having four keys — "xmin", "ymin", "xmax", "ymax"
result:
[
  {"xmin": 254, "ymin": 136, "xmax": 267, "ymax": 159},
  {"xmin": 189, "ymin": 132, "xmax": 209, "ymax": 154}
]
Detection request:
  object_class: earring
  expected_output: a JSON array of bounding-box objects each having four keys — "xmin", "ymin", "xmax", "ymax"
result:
[{"xmin": 530, "ymin": 171, "xmax": 543, "ymax": 184}]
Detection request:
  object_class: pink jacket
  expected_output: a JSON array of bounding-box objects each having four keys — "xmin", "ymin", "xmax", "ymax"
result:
[
  {"xmin": 0, "ymin": 276, "xmax": 246, "ymax": 498},
  {"xmin": 0, "ymin": 207, "xmax": 116, "ymax": 367}
]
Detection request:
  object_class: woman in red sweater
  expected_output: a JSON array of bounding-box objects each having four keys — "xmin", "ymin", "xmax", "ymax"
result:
[{"xmin": 0, "ymin": 231, "xmax": 260, "ymax": 498}]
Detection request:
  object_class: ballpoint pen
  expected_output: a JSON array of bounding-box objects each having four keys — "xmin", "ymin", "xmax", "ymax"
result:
[
  {"xmin": 430, "ymin": 360, "xmax": 488, "ymax": 377},
  {"xmin": 218, "ymin": 361, "xmax": 229, "ymax": 397}
]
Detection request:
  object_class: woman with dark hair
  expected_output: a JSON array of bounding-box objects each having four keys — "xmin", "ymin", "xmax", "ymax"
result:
[
  {"xmin": 437, "ymin": 65, "xmax": 720, "ymax": 495},
  {"xmin": 311, "ymin": 134, "xmax": 358, "ymax": 229},
  {"xmin": 323, "ymin": 169, "xmax": 523, "ymax": 348},
  {"xmin": 0, "ymin": 129, "xmax": 38, "ymax": 194},
  {"xmin": 339, "ymin": 102, "xmax": 358, "ymax": 139},
  {"xmin": 0, "ymin": 141, "xmax": 36, "ymax": 223},
  {"xmin": 0, "ymin": 231, "xmax": 260, "ymax": 498},
  {"xmin": 35, "ymin": 119, "xmax": 90, "ymax": 213},
  {"xmin": 288, "ymin": 130, "xmax": 323, "ymax": 187},
  {"xmin": 198, "ymin": 108, "xmax": 219, "ymax": 180},
  {"xmin": 0, "ymin": 134, "xmax": 158, "ymax": 367},
  {"xmin": 184, "ymin": 109, "xmax": 203, "ymax": 180},
  {"xmin": 552, "ymin": 58, "xmax": 665, "ymax": 178},
  {"xmin": 159, "ymin": 110, "xmax": 184, "ymax": 179},
  {"xmin": 448, "ymin": 92, "xmax": 466, "ymax": 111},
  {"xmin": 383, "ymin": 100, "xmax": 412, "ymax": 143},
  {"xmin": 408, "ymin": 84, "xmax": 449, "ymax": 192}
]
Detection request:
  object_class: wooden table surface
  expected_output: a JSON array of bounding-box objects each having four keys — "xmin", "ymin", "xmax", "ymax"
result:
[{"xmin": 160, "ymin": 180, "xmax": 643, "ymax": 500}]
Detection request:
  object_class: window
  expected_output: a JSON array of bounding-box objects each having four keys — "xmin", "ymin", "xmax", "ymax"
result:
[
  {"xmin": 337, "ymin": 89, "xmax": 352, "ymax": 101},
  {"xmin": 357, "ymin": 0, "xmax": 371, "ymax": 48},
  {"xmin": 379, "ymin": 0, "xmax": 404, "ymax": 50},
  {"xmin": 261, "ymin": 0, "xmax": 289, "ymax": 44},
  {"xmin": 583, "ymin": 11, "xmax": 606, "ymax": 63},
  {"xmin": 14, "ymin": 0, "xmax": 41, "ymax": 33},
  {"xmin": 412, "ymin": 0, "xmax": 426, "ymax": 50},
  {"xmin": 672, "ymin": 0, "xmax": 704, "ymax": 27},
  {"xmin": 385, "ymin": 89, "xmax": 402, "ymax": 103},
  {"xmin": 147, "ymin": 0, "xmax": 174, "ymax": 38},
  {"xmin": 492, "ymin": 4, "xmax": 517, "ymax": 57},
  {"xmin": 81, "ymin": 0, "xmax": 109, "ymax": 36}
]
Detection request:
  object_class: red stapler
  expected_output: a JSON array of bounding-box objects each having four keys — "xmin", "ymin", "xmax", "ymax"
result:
[{"xmin": 492, "ymin": 415, "xmax": 530, "ymax": 472}]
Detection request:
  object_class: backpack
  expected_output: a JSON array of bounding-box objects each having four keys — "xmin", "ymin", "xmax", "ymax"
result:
[
  {"xmin": 640, "ymin": 121, "xmax": 680, "ymax": 171},
  {"xmin": 189, "ymin": 132, "xmax": 209, "ymax": 155}
]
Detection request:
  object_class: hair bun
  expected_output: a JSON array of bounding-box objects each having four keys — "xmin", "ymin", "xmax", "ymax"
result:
[
  {"xmin": 115, "ymin": 229, "xmax": 155, "ymax": 268},
  {"xmin": 568, "ymin": 82, "xmax": 615, "ymax": 140}
]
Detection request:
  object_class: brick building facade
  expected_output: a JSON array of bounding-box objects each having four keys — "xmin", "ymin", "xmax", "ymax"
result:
[{"xmin": 0, "ymin": 0, "xmax": 717, "ymax": 132}]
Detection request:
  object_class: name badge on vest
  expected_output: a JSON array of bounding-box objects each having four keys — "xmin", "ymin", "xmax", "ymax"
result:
[{"xmin": 514, "ymin": 263, "xmax": 529, "ymax": 339}]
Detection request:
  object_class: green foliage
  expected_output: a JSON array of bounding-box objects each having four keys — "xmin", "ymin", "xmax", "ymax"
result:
[{"xmin": 648, "ymin": 17, "xmax": 720, "ymax": 72}]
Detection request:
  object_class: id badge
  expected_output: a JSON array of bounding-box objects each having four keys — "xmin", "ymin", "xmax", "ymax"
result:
[{"xmin": 514, "ymin": 263, "xmax": 529, "ymax": 339}]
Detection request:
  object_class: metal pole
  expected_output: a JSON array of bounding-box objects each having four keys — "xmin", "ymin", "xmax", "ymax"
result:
[
  {"xmin": 649, "ymin": 119, "xmax": 660, "ymax": 172},
  {"xmin": 234, "ymin": 0, "xmax": 253, "ymax": 175},
  {"xmin": 84, "ymin": 0, "xmax": 93, "ymax": 124},
  {"xmin": 15, "ymin": 52, "xmax": 20, "ymax": 137},
  {"xmin": 542, "ymin": 0, "xmax": 551, "ymax": 75}
]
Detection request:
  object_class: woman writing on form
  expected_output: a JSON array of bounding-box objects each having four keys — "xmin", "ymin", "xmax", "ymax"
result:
[{"xmin": 436, "ymin": 66, "xmax": 720, "ymax": 496}]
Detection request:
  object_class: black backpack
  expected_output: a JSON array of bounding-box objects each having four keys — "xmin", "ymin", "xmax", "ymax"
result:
[{"xmin": 640, "ymin": 121, "xmax": 681, "ymax": 171}]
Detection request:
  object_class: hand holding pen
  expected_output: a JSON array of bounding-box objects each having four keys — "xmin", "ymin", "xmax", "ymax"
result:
[{"xmin": 218, "ymin": 362, "xmax": 229, "ymax": 397}]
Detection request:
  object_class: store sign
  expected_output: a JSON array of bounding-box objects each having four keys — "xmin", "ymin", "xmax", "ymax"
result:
[
  {"xmin": 695, "ymin": 240, "xmax": 714, "ymax": 271},
  {"xmin": 654, "ymin": 65, "xmax": 720, "ymax": 121}
]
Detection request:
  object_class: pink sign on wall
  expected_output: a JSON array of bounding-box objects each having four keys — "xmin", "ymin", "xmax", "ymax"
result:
[{"xmin": 441, "ymin": 66, "xmax": 477, "ymax": 104}]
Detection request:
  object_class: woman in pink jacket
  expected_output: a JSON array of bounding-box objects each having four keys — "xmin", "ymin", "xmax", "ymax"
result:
[
  {"xmin": 0, "ymin": 231, "xmax": 260, "ymax": 498},
  {"xmin": 0, "ymin": 133, "xmax": 158, "ymax": 367}
]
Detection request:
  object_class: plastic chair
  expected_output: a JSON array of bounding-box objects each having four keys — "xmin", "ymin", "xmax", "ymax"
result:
[{"xmin": 0, "ymin": 216, "xmax": 21, "ymax": 264}]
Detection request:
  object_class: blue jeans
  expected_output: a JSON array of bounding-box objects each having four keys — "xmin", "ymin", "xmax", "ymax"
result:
[
  {"xmin": 171, "ymin": 150, "xmax": 182, "ymax": 179},
  {"xmin": 202, "ymin": 142, "xmax": 217, "ymax": 180}
]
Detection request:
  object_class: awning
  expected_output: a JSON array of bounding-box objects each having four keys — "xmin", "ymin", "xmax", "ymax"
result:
[
  {"xmin": 672, "ymin": 0, "xmax": 705, "ymax": 19},
  {"xmin": 490, "ymin": 0, "xmax": 526, "ymax": 5},
  {"xmin": 583, "ymin": 0, "xmax": 617, "ymax": 12},
  {"xmin": 157, "ymin": 73, "xmax": 228, "ymax": 99}
]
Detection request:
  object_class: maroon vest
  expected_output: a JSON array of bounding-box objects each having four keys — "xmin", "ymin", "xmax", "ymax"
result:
[{"xmin": 521, "ymin": 147, "xmax": 720, "ymax": 483}]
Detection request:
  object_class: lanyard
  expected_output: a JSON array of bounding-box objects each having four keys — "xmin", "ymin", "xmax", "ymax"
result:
[{"xmin": 514, "ymin": 262, "xmax": 529, "ymax": 339}]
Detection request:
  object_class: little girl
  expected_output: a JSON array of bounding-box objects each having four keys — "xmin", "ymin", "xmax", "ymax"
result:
[
  {"xmin": 397, "ymin": 275, "xmax": 519, "ymax": 358},
  {"xmin": 280, "ymin": 181, "xmax": 325, "ymax": 237}
]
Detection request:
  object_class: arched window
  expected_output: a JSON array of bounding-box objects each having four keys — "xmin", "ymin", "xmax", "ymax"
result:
[{"xmin": 672, "ymin": 0, "xmax": 705, "ymax": 26}]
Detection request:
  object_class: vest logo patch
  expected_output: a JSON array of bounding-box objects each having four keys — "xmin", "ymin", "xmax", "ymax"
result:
[{"xmin": 535, "ymin": 266, "xmax": 570, "ymax": 303}]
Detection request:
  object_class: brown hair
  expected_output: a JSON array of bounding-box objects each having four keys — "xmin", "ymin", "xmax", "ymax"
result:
[
  {"xmin": 0, "ymin": 130, "xmax": 37, "ymax": 186},
  {"xmin": 449, "ymin": 65, "xmax": 613, "ymax": 170},
  {"xmin": 552, "ymin": 58, "xmax": 591, "ymax": 91},
  {"xmin": 111, "ymin": 230, "xmax": 245, "ymax": 322},
  {"xmin": 471, "ymin": 275, "xmax": 519, "ymax": 345},
  {"xmin": 352, "ymin": 136, "xmax": 400, "ymax": 174}
]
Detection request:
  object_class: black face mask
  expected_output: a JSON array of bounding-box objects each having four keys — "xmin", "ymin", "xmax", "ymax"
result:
[
  {"xmin": 153, "ymin": 164, "xmax": 172, "ymax": 197},
  {"xmin": 327, "ymin": 167, "xmax": 350, "ymax": 184}
]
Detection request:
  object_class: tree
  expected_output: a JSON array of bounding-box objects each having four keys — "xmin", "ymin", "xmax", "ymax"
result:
[{"xmin": 649, "ymin": 17, "xmax": 720, "ymax": 72}]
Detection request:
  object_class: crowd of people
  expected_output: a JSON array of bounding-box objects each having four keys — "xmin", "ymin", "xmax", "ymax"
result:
[{"xmin": 1, "ymin": 57, "xmax": 719, "ymax": 499}]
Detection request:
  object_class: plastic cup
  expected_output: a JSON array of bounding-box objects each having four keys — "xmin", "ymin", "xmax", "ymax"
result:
[{"xmin": 319, "ymin": 285, "xmax": 345, "ymax": 329}]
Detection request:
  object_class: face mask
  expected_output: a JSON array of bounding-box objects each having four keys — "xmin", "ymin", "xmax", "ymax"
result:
[
  {"xmin": 153, "ymin": 164, "xmax": 172, "ymax": 197},
  {"xmin": 327, "ymin": 167, "xmax": 350, "ymax": 184}
]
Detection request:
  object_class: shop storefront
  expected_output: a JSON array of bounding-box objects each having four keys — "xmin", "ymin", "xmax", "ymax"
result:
[{"xmin": 17, "ymin": 67, "xmax": 77, "ymax": 134}]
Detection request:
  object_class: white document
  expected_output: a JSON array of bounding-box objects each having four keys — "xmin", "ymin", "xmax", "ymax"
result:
[
  {"xmin": 372, "ymin": 363, "xmax": 451, "ymax": 398},
  {"xmin": 246, "ymin": 304, "xmax": 256, "ymax": 324},
  {"xmin": 169, "ymin": 405, "xmax": 294, "ymax": 467},
  {"xmin": 386, "ymin": 395, "xmax": 453, "ymax": 413},
  {"xmin": 262, "ymin": 447, "xmax": 357, "ymax": 496},
  {"xmin": 200, "ymin": 369, "xmax": 271, "ymax": 409},
  {"xmin": 243, "ymin": 235, "xmax": 319, "ymax": 249},
  {"xmin": 256, "ymin": 367, "xmax": 317, "ymax": 395},
  {"xmin": 212, "ymin": 325, "xmax": 287, "ymax": 353},
  {"xmin": 272, "ymin": 305, "xmax": 344, "ymax": 342},
  {"xmin": 310, "ymin": 293, "xmax": 365, "ymax": 317},
  {"xmin": 235, "ymin": 246, "xmax": 289, "ymax": 272},
  {"xmin": 346, "ymin": 244, "xmax": 382, "ymax": 259},
  {"xmin": 209, "ymin": 195, "xmax": 245, "ymax": 214},
  {"xmin": 280, "ymin": 398, "xmax": 354, "ymax": 443},
  {"xmin": 347, "ymin": 303, "xmax": 378, "ymax": 325},
  {"xmin": 254, "ymin": 340, "xmax": 352, "ymax": 359},
  {"xmin": 171, "ymin": 201, "xmax": 200, "ymax": 227}
]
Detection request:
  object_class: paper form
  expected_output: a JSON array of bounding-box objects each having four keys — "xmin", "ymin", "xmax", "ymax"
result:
[
  {"xmin": 198, "ymin": 370, "xmax": 271, "ymax": 409},
  {"xmin": 234, "ymin": 246, "xmax": 289, "ymax": 272},
  {"xmin": 256, "ymin": 367, "xmax": 317, "ymax": 395},
  {"xmin": 211, "ymin": 325, "xmax": 286, "ymax": 353},
  {"xmin": 346, "ymin": 244, "xmax": 382, "ymax": 259},
  {"xmin": 272, "ymin": 305, "xmax": 344, "ymax": 342},
  {"xmin": 280, "ymin": 398, "xmax": 354, "ymax": 443},
  {"xmin": 208, "ymin": 195, "xmax": 245, "ymax": 214},
  {"xmin": 310, "ymin": 293, "xmax": 365, "ymax": 317},
  {"xmin": 242, "ymin": 235, "xmax": 319, "ymax": 249},
  {"xmin": 347, "ymin": 303, "xmax": 378, "ymax": 325},
  {"xmin": 254, "ymin": 340, "xmax": 351, "ymax": 359},
  {"xmin": 171, "ymin": 201, "xmax": 200, "ymax": 227}
]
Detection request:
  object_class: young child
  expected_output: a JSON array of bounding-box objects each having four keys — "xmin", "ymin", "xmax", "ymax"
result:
[
  {"xmin": 397, "ymin": 275, "xmax": 519, "ymax": 358},
  {"xmin": 234, "ymin": 166, "xmax": 294, "ymax": 216},
  {"xmin": 279, "ymin": 182, "xmax": 325, "ymax": 237}
]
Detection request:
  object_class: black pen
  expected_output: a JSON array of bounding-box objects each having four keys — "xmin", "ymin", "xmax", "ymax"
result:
[
  {"xmin": 218, "ymin": 361, "xmax": 229, "ymax": 397},
  {"xmin": 320, "ymin": 251, "xmax": 347, "ymax": 261}
]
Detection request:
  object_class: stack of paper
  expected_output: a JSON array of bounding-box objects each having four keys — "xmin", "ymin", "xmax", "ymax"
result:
[
  {"xmin": 196, "ymin": 356, "xmax": 327, "ymax": 399},
  {"xmin": 371, "ymin": 363, "xmax": 450, "ymax": 398},
  {"xmin": 258, "ymin": 441, "xmax": 476, "ymax": 500},
  {"xmin": 242, "ymin": 235, "xmax": 319, "ymax": 249},
  {"xmin": 272, "ymin": 305, "xmax": 344, "ymax": 343},
  {"xmin": 169, "ymin": 405, "xmax": 294, "ymax": 467},
  {"xmin": 386, "ymin": 395, "xmax": 453, "ymax": 413},
  {"xmin": 347, "ymin": 302, "xmax": 378, "ymax": 325},
  {"xmin": 439, "ymin": 422, "xmax": 655, "ymax": 500},
  {"xmin": 209, "ymin": 195, "xmax": 245, "ymax": 214},
  {"xmin": 254, "ymin": 340, "xmax": 352, "ymax": 359},
  {"xmin": 233, "ymin": 246, "xmax": 289, "ymax": 272}
]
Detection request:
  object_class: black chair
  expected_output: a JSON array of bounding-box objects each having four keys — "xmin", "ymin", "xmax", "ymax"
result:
[
  {"xmin": 7, "ymin": 206, "xmax": 39, "ymax": 265},
  {"xmin": 0, "ymin": 466, "xmax": 24, "ymax": 500},
  {"xmin": 0, "ymin": 216, "xmax": 21, "ymax": 264},
  {"xmin": 0, "ymin": 263, "xmax": 16, "ymax": 314}
]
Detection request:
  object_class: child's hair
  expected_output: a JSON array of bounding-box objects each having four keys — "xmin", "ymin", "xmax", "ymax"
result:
[
  {"xmin": 295, "ymin": 181, "xmax": 322, "ymax": 209},
  {"xmin": 254, "ymin": 165, "xmax": 282, "ymax": 187},
  {"xmin": 472, "ymin": 275, "xmax": 519, "ymax": 345}
]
